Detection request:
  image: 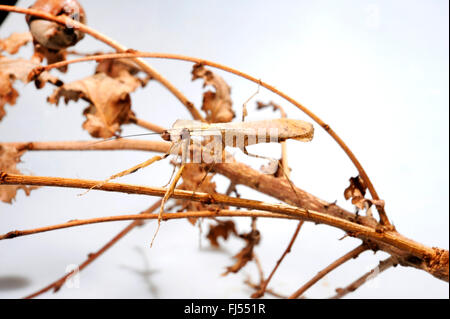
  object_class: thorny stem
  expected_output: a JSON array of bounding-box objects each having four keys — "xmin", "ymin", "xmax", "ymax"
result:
[
  {"xmin": 24, "ymin": 200, "xmax": 162, "ymax": 299},
  {"xmin": 330, "ymin": 256, "xmax": 397, "ymax": 299},
  {"xmin": 0, "ymin": 5, "xmax": 205, "ymax": 122},
  {"xmin": 0, "ymin": 139, "xmax": 449, "ymax": 282},
  {"xmin": 2, "ymin": 140, "xmax": 448, "ymax": 283},
  {"xmin": 252, "ymin": 220, "xmax": 304, "ymax": 298},
  {"xmin": 288, "ymin": 244, "xmax": 368, "ymax": 299},
  {"xmin": 0, "ymin": 173, "xmax": 442, "ymax": 265},
  {"xmin": 29, "ymin": 50, "xmax": 390, "ymax": 226},
  {"xmin": 0, "ymin": 140, "xmax": 379, "ymax": 231}
]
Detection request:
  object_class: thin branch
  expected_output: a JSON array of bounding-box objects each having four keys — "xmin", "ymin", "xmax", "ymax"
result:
[
  {"xmin": 0, "ymin": 210, "xmax": 295, "ymax": 241},
  {"xmin": 244, "ymin": 278, "xmax": 288, "ymax": 299},
  {"xmin": 288, "ymin": 244, "xmax": 368, "ymax": 299},
  {"xmin": 24, "ymin": 199, "xmax": 162, "ymax": 299},
  {"xmin": 251, "ymin": 220, "xmax": 304, "ymax": 298},
  {"xmin": 0, "ymin": 5, "xmax": 205, "ymax": 121},
  {"xmin": 252, "ymin": 253, "xmax": 265, "ymax": 284},
  {"xmin": 29, "ymin": 50, "xmax": 390, "ymax": 226},
  {"xmin": 3, "ymin": 140, "xmax": 171, "ymax": 152},
  {"xmin": 331, "ymin": 256, "xmax": 397, "ymax": 299},
  {"xmin": 128, "ymin": 115, "xmax": 165, "ymax": 133}
]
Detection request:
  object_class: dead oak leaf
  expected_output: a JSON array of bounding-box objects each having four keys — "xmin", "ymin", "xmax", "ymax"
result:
[
  {"xmin": 192, "ymin": 63, "xmax": 235, "ymax": 123},
  {"xmin": 0, "ymin": 32, "xmax": 33, "ymax": 55},
  {"xmin": 0, "ymin": 145, "xmax": 38, "ymax": 204},
  {"xmin": 223, "ymin": 229, "xmax": 260, "ymax": 276},
  {"xmin": 48, "ymin": 73, "xmax": 137, "ymax": 138},
  {"xmin": 206, "ymin": 220, "xmax": 237, "ymax": 248},
  {"xmin": 0, "ymin": 73, "xmax": 19, "ymax": 120},
  {"xmin": 0, "ymin": 56, "xmax": 62, "ymax": 121}
]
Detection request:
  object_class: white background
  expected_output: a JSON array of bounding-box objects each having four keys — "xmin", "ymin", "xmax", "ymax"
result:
[{"xmin": 0, "ymin": 0, "xmax": 448, "ymax": 298}]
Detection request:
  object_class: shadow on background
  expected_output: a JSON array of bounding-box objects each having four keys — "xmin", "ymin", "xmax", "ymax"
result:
[{"xmin": 0, "ymin": 275, "xmax": 31, "ymax": 291}]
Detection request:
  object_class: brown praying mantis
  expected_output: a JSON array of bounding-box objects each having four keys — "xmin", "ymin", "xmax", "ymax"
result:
[{"xmin": 82, "ymin": 117, "xmax": 315, "ymax": 246}]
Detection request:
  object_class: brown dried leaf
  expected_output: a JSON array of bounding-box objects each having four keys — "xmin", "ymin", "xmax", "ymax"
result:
[
  {"xmin": 95, "ymin": 58, "xmax": 151, "ymax": 90},
  {"xmin": 206, "ymin": 220, "xmax": 237, "ymax": 248},
  {"xmin": 0, "ymin": 32, "xmax": 33, "ymax": 55},
  {"xmin": 256, "ymin": 101, "xmax": 287, "ymax": 118},
  {"xmin": 192, "ymin": 63, "xmax": 235, "ymax": 123},
  {"xmin": 26, "ymin": 0, "xmax": 87, "ymax": 23},
  {"xmin": 0, "ymin": 56, "xmax": 62, "ymax": 121},
  {"xmin": 25, "ymin": 0, "xmax": 87, "ymax": 71},
  {"xmin": 26, "ymin": 0, "xmax": 86, "ymax": 51},
  {"xmin": 0, "ymin": 73, "xmax": 19, "ymax": 120},
  {"xmin": 48, "ymin": 73, "xmax": 137, "ymax": 138},
  {"xmin": 223, "ymin": 229, "xmax": 260, "ymax": 275},
  {"xmin": 344, "ymin": 175, "xmax": 368, "ymax": 210},
  {"xmin": 32, "ymin": 44, "xmax": 68, "ymax": 73},
  {"xmin": 0, "ymin": 145, "xmax": 38, "ymax": 204}
]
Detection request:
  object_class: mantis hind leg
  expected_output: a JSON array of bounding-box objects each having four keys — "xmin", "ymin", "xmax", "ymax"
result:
[
  {"xmin": 163, "ymin": 154, "xmax": 181, "ymax": 187},
  {"xmin": 150, "ymin": 163, "xmax": 186, "ymax": 247}
]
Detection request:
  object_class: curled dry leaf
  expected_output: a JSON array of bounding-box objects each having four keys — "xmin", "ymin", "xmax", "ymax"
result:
[
  {"xmin": 32, "ymin": 44, "xmax": 68, "ymax": 72},
  {"xmin": 192, "ymin": 63, "xmax": 235, "ymax": 123},
  {"xmin": 344, "ymin": 175, "xmax": 386, "ymax": 211},
  {"xmin": 223, "ymin": 229, "xmax": 261, "ymax": 276},
  {"xmin": 0, "ymin": 69, "xmax": 18, "ymax": 120},
  {"xmin": 175, "ymin": 163, "xmax": 223, "ymax": 225},
  {"xmin": 95, "ymin": 58, "xmax": 151, "ymax": 91},
  {"xmin": 0, "ymin": 56, "xmax": 62, "ymax": 121},
  {"xmin": 0, "ymin": 32, "xmax": 33, "ymax": 55},
  {"xmin": 26, "ymin": 0, "xmax": 86, "ymax": 50},
  {"xmin": 344, "ymin": 175, "xmax": 367, "ymax": 210},
  {"xmin": 0, "ymin": 145, "xmax": 38, "ymax": 204},
  {"xmin": 343, "ymin": 175, "xmax": 367, "ymax": 210},
  {"xmin": 206, "ymin": 220, "xmax": 237, "ymax": 248},
  {"xmin": 26, "ymin": 0, "xmax": 87, "ymax": 72},
  {"xmin": 256, "ymin": 100, "xmax": 287, "ymax": 118},
  {"xmin": 48, "ymin": 73, "xmax": 138, "ymax": 138}
]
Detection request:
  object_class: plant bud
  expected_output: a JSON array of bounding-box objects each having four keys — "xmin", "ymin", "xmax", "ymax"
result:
[{"xmin": 26, "ymin": 0, "xmax": 86, "ymax": 50}]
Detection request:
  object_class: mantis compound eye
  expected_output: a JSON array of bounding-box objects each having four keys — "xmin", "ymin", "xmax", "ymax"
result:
[{"xmin": 180, "ymin": 128, "xmax": 191, "ymax": 141}]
